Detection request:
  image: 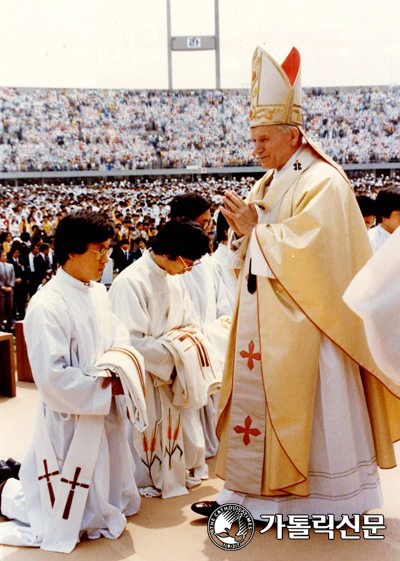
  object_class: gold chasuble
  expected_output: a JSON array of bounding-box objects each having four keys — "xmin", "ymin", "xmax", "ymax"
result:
[{"xmin": 216, "ymin": 143, "xmax": 400, "ymax": 498}]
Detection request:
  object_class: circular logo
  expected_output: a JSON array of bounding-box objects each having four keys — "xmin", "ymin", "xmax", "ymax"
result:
[{"xmin": 207, "ymin": 503, "xmax": 255, "ymax": 551}]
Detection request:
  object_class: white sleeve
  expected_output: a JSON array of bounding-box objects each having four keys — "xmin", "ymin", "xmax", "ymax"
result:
[
  {"xmin": 343, "ymin": 227, "xmax": 400, "ymax": 381},
  {"xmin": 109, "ymin": 277, "xmax": 175, "ymax": 382},
  {"xmin": 212, "ymin": 264, "xmax": 232, "ymax": 318}
]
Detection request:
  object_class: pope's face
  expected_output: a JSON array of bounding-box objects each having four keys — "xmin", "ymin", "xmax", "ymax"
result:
[{"xmin": 251, "ymin": 125, "xmax": 297, "ymax": 171}]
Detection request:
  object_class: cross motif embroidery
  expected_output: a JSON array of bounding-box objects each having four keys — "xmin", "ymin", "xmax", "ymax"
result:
[
  {"xmin": 294, "ymin": 160, "xmax": 302, "ymax": 171},
  {"xmin": 234, "ymin": 416, "xmax": 261, "ymax": 446},
  {"xmin": 240, "ymin": 341, "xmax": 261, "ymax": 370},
  {"xmin": 169, "ymin": 327, "xmax": 215, "ymax": 379},
  {"xmin": 60, "ymin": 467, "xmax": 89, "ymax": 520},
  {"xmin": 38, "ymin": 459, "xmax": 59, "ymax": 508}
]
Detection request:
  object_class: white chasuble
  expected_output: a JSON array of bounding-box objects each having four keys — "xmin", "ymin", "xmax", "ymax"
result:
[
  {"xmin": 217, "ymin": 146, "xmax": 383, "ymax": 519},
  {"xmin": 160, "ymin": 325, "xmax": 222, "ymax": 409}
]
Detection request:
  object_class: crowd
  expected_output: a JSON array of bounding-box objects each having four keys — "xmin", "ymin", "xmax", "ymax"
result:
[
  {"xmin": 1, "ymin": 44, "xmax": 400, "ymax": 552},
  {"xmin": 1, "ymin": 86, "xmax": 400, "ymax": 173},
  {"xmin": 0, "ymin": 170, "xmax": 399, "ymax": 331},
  {"xmin": 0, "ymin": 177, "xmax": 253, "ymax": 329}
]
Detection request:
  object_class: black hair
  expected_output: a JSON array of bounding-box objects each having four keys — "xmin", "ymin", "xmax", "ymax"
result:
[
  {"xmin": 9, "ymin": 243, "xmax": 21, "ymax": 257},
  {"xmin": 375, "ymin": 187, "xmax": 400, "ymax": 222},
  {"xmin": 31, "ymin": 235, "xmax": 42, "ymax": 246},
  {"xmin": 356, "ymin": 195, "xmax": 376, "ymax": 217},
  {"xmin": 151, "ymin": 218, "xmax": 209, "ymax": 261},
  {"xmin": 216, "ymin": 211, "xmax": 230, "ymax": 243},
  {"xmin": 169, "ymin": 193, "xmax": 211, "ymax": 221},
  {"xmin": 55, "ymin": 211, "xmax": 115, "ymax": 266},
  {"xmin": 0, "ymin": 231, "xmax": 11, "ymax": 243}
]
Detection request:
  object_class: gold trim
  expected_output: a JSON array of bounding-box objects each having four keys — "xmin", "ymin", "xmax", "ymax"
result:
[{"xmin": 250, "ymin": 46, "xmax": 303, "ymax": 128}]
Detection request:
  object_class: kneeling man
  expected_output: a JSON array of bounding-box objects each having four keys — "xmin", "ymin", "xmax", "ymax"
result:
[
  {"xmin": 110, "ymin": 218, "xmax": 221, "ymax": 498},
  {"xmin": 0, "ymin": 211, "xmax": 144, "ymax": 553}
]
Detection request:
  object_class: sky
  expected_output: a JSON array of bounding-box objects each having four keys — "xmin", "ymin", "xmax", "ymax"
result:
[{"xmin": 0, "ymin": 0, "xmax": 399, "ymax": 90}]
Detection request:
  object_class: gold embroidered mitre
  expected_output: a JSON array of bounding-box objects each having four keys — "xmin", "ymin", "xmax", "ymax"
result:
[{"xmin": 250, "ymin": 45, "xmax": 302, "ymax": 128}]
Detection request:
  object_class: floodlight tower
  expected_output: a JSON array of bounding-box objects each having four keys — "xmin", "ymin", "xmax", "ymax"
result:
[{"xmin": 166, "ymin": 0, "xmax": 221, "ymax": 90}]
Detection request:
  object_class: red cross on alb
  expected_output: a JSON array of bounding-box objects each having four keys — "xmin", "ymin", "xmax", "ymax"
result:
[
  {"xmin": 240, "ymin": 340, "xmax": 261, "ymax": 370},
  {"xmin": 234, "ymin": 416, "xmax": 261, "ymax": 446}
]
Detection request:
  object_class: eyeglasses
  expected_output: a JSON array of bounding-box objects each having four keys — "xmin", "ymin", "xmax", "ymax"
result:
[
  {"xmin": 178, "ymin": 255, "xmax": 201, "ymax": 270},
  {"xmin": 198, "ymin": 219, "xmax": 212, "ymax": 231},
  {"xmin": 90, "ymin": 247, "xmax": 113, "ymax": 260}
]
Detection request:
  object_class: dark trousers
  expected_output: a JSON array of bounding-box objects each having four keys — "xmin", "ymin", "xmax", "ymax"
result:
[{"xmin": 0, "ymin": 293, "xmax": 14, "ymax": 330}]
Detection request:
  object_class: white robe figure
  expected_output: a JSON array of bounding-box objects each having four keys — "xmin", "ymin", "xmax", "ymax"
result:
[
  {"xmin": 182, "ymin": 252, "xmax": 232, "ymax": 458},
  {"xmin": 217, "ymin": 147, "xmax": 383, "ymax": 520},
  {"xmin": 344, "ymin": 225, "xmax": 400, "ymax": 381},
  {"xmin": 109, "ymin": 251, "xmax": 209, "ymax": 498},
  {"xmin": 0, "ymin": 268, "xmax": 142, "ymax": 553},
  {"xmin": 100, "ymin": 257, "xmax": 114, "ymax": 289},
  {"xmin": 182, "ymin": 253, "xmax": 231, "ymax": 324},
  {"xmin": 210, "ymin": 242, "xmax": 238, "ymax": 313},
  {"xmin": 368, "ymin": 223, "xmax": 391, "ymax": 253}
]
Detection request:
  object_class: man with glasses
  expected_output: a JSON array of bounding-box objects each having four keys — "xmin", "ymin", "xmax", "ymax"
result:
[
  {"xmin": 0, "ymin": 211, "xmax": 143, "ymax": 553},
  {"xmin": 109, "ymin": 218, "xmax": 218, "ymax": 497}
]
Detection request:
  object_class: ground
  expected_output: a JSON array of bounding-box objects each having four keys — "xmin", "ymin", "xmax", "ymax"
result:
[{"xmin": 1, "ymin": 381, "xmax": 400, "ymax": 561}]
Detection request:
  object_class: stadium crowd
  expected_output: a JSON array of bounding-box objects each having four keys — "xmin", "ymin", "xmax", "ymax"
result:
[
  {"xmin": 0, "ymin": 171, "xmax": 399, "ymax": 331},
  {"xmin": 0, "ymin": 177, "xmax": 252, "ymax": 329},
  {"xmin": 1, "ymin": 86, "xmax": 400, "ymax": 173}
]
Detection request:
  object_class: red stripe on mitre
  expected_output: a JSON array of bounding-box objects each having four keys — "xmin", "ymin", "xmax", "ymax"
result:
[{"xmin": 281, "ymin": 47, "xmax": 301, "ymax": 86}]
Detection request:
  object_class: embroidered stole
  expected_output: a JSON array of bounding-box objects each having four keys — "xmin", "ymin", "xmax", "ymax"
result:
[
  {"xmin": 34, "ymin": 400, "xmax": 104, "ymax": 553},
  {"xmin": 224, "ymin": 146, "xmax": 317, "ymax": 495}
]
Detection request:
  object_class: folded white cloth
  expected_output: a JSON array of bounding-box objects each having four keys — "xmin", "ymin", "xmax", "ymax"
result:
[
  {"xmin": 159, "ymin": 326, "xmax": 222, "ymax": 409},
  {"xmin": 87, "ymin": 345, "xmax": 148, "ymax": 432},
  {"xmin": 203, "ymin": 314, "xmax": 231, "ymax": 368}
]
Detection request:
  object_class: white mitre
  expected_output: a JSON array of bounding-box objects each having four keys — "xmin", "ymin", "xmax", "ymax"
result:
[{"xmin": 250, "ymin": 45, "xmax": 302, "ymax": 128}]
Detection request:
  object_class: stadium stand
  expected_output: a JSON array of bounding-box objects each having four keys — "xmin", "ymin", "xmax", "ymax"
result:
[{"xmin": 1, "ymin": 86, "xmax": 400, "ymax": 175}]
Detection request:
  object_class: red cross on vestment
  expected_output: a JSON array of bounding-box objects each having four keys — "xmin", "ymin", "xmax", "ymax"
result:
[
  {"xmin": 240, "ymin": 340, "xmax": 261, "ymax": 370},
  {"xmin": 61, "ymin": 467, "xmax": 90, "ymax": 520},
  {"xmin": 38, "ymin": 459, "xmax": 60, "ymax": 507},
  {"xmin": 234, "ymin": 416, "xmax": 261, "ymax": 446}
]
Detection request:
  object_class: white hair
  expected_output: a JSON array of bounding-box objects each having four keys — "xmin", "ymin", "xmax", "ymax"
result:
[{"xmin": 278, "ymin": 124, "xmax": 298, "ymax": 134}]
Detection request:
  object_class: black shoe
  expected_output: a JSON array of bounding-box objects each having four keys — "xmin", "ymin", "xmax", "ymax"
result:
[
  {"xmin": 6, "ymin": 458, "xmax": 21, "ymax": 480},
  {"xmin": 0, "ymin": 461, "xmax": 13, "ymax": 484},
  {"xmin": 191, "ymin": 500, "xmax": 219, "ymax": 517}
]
